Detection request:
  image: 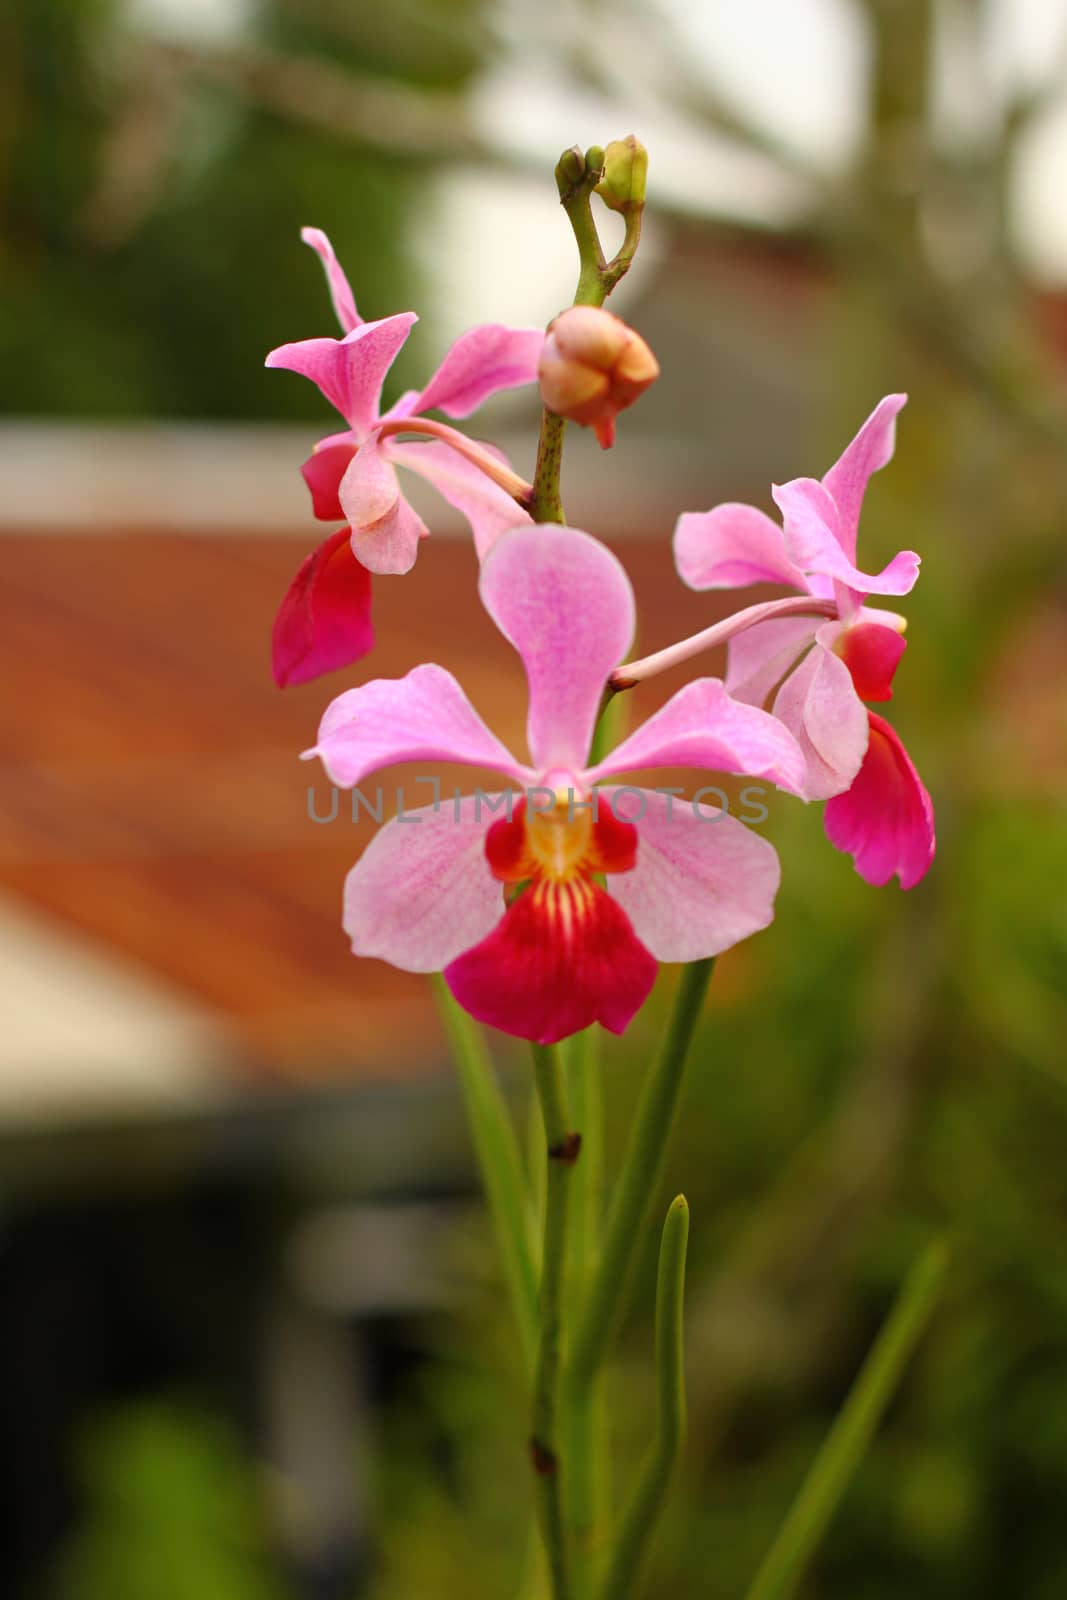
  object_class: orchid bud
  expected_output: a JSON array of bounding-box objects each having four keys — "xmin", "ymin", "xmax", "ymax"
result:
[
  {"xmin": 538, "ymin": 306, "xmax": 659, "ymax": 449},
  {"xmin": 595, "ymin": 136, "xmax": 648, "ymax": 213},
  {"xmin": 555, "ymin": 145, "xmax": 587, "ymax": 194}
]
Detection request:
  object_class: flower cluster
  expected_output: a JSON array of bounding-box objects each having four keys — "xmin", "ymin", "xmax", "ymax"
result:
[
  {"xmin": 266, "ymin": 228, "xmax": 542, "ymax": 686},
  {"xmin": 674, "ymin": 395, "xmax": 935, "ymax": 889},
  {"xmin": 270, "ymin": 230, "xmax": 935, "ymax": 1044}
]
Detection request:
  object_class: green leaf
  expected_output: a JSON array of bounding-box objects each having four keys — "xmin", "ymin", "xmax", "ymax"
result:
[{"xmin": 744, "ymin": 1237, "xmax": 950, "ymax": 1600}]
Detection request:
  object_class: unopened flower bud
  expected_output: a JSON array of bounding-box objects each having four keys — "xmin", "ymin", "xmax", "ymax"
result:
[
  {"xmin": 538, "ymin": 305, "xmax": 659, "ymax": 449},
  {"xmin": 555, "ymin": 145, "xmax": 587, "ymax": 194},
  {"xmin": 595, "ymin": 136, "xmax": 648, "ymax": 213}
]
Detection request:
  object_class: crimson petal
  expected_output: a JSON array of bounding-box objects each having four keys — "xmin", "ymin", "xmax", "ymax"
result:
[
  {"xmin": 272, "ymin": 528, "xmax": 374, "ymax": 688},
  {"xmin": 824, "ymin": 711, "xmax": 935, "ymax": 889},
  {"xmin": 837, "ymin": 621, "xmax": 906, "ymax": 702},
  {"xmin": 444, "ymin": 879, "xmax": 657, "ymax": 1044},
  {"xmin": 301, "ymin": 436, "xmax": 358, "ymax": 522}
]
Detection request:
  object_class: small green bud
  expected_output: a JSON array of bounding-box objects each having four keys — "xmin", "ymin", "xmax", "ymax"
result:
[
  {"xmin": 595, "ymin": 135, "xmax": 648, "ymax": 213},
  {"xmin": 555, "ymin": 146, "xmax": 586, "ymax": 196}
]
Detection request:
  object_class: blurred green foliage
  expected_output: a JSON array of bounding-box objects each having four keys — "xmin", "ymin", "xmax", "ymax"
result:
[
  {"xmin": 49, "ymin": 1401, "xmax": 290, "ymax": 1600},
  {"xmin": 0, "ymin": 0, "xmax": 488, "ymax": 418}
]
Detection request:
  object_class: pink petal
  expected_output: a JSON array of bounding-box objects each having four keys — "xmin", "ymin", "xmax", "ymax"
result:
[
  {"xmin": 725, "ymin": 615, "xmax": 821, "ymax": 707},
  {"xmin": 836, "ymin": 621, "xmax": 906, "ymax": 702},
  {"xmin": 340, "ymin": 434, "xmax": 427, "ymax": 575},
  {"xmin": 586, "ymin": 678, "xmax": 808, "ymax": 796},
  {"xmin": 301, "ymin": 431, "xmax": 358, "ymax": 521},
  {"xmin": 344, "ymin": 796, "xmax": 504, "ymax": 971},
  {"xmin": 673, "ymin": 503, "xmax": 808, "ymax": 591},
  {"xmin": 414, "ymin": 325, "xmax": 545, "ymax": 418},
  {"xmin": 272, "ymin": 528, "xmax": 374, "ymax": 688},
  {"xmin": 380, "ymin": 388, "xmax": 423, "ymax": 423},
  {"xmin": 771, "ymin": 632, "xmax": 869, "ymax": 801},
  {"xmin": 856, "ymin": 602, "xmax": 908, "ymax": 631},
  {"xmin": 771, "ymin": 476, "xmax": 921, "ymax": 599},
  {"xmin": 805, "ymin": 571, "xmax": 836, "ymax": 601},
  {"xmin": 605, "ymin": 788, "xmax": 782, "ymax": 961},
  {"xmin": 824, "ymin": 711, "xmax": 935, "ymax": 889},
  {"xmin": 306, "ymin": 663, "xmax": 529, "ymax": 789},
  {"xmin": 479, "ymin": 524, "xmax": 635, "ymax": 772},
  {"xmin": 265, "ymin": 311, "xmax": 416, "ymax": 432},
  {"xmin": 444, "ymin": 879, "xmax": 658, "ymax": 1044},
  {"xmin": 351, "ymin": 494, "xmax": 427, "ymax": 576},
  {"xmin": 385, "ymin": 438, "xmax": 532, "ymax": 560},
  {"xmin": 300, "ymin": 226, "xmax": 362, "ymax": 332},
  {"xmin": 822, "ymin": 393, "xmax": 906, "ymax": 558}
]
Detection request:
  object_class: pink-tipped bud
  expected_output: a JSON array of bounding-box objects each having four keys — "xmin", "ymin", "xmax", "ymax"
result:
[{"xmin": 538, "ymin": 306, "xmax": 659, "ymax": 449}]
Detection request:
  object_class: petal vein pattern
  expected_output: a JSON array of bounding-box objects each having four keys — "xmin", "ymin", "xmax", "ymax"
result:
[
  {"xmin": 307, "ymin": 664, "xmax": 531, "ymax": 789},
  {"xmin": 385, "ymin": 439, "xmax": 532, "ymax": 559},
  {"xmin": 604, "ymin": 789, "xmax": 782, "ymax": 962},
  {"xmin": 479, "ymin": 524, "xmax": 635, "ymax": 771},
  {"xmin": 344, "ymin": 796, "xmax": 506, "ymax": 972},
  {"xmin": 415, "ymin": 325, "xmax": 545, "ymax": 417}
]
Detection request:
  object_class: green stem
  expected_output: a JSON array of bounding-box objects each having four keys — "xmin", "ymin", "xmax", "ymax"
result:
[
  {"xmin": 531, "ymin": 1041, "xmax": 580, "ymax": 1600},
  {"xmin": 555, "ymin": 144, "xmax": 608, "ymax": 304},
  {"xmin": 562, "ymin": 1029, "xmax": 605, "ymax": 1597},
  {"xmin": 529, "ymin": 143, "xmax": 644, "ymax": 524},
  {"xmin": 433, "ymin": 978, "xmax": 539, "ymax": 1371},
  {"xmin": 568, "ymin": 960, "xmax": 714, "ymax": 1391},
  {"xmin": 529, "ymin": 409, "xmax": 568, "ymax": 524},
  {"xmin": 561, "ymin": 693, "xmax": 633, "ymax": 1596},
  {"xmin": 563, "ymin": 1030, "xmax": 602, "ymax": 1290},
  {"xmin": 744, "ymin": 1238, "xmax": 950, "ymax": 1600},
  {"xmin": 525, "ymin": 1078, "xmax": 548, "ymax": 1237},
  {"xmin": 600, "ymin": 206, "xmax": 644, "ymax": 298},
  {"xmin": 599, "ymin": 1195, "xmax": 690, "ymax": 1600}
]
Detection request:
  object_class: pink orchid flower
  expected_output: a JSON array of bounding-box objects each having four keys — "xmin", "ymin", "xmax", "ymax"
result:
[
  {"xmin": 305, "ymin": 524, "xmax": 809, "ymax": 1044},
  {"xmin": 266, "ymin": 228, "xmax": 544, "ymax": 688},
  {"xmin": 673, "ymin": 394, "xmax": 935, "ymax": 889}
]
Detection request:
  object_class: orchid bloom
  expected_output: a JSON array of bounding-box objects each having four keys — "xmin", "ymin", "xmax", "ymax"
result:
[
  {"xmin": 673, "ymin": 394, "xmax": 935, "ymax": 889},
  {"xmin": 266, "ymin": 228, "xmax": 543, "ymax": 687},
  {"xmin": 306, "ymin": 524, "xmax": 808, "ymax": 1044}
]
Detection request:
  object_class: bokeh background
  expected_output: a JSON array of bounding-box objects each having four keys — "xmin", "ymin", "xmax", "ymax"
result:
[{"xmin": 3, "ymin": 1, "xmax": 1067, "ymax": 1596}]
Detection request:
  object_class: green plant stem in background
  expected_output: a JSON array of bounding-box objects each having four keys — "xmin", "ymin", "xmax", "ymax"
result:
[
  {"xmin": 433, "ymin": 979, "xmax": 539, "ymax": 1371},
  {"xmin": 531, "ymin": 1041, "xmax": 580, "ymax": 1600},
  {"xmin": 600, "ymin": 1195, "xmax": 690, "ymax": 1600},
  {"xmin": 568, "ymin": 960, "xmax": 715, "ymax": 1393},
  {"xmin": 744, "ymin": 1238, "xmax": 951, "ymax": 1600}
]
